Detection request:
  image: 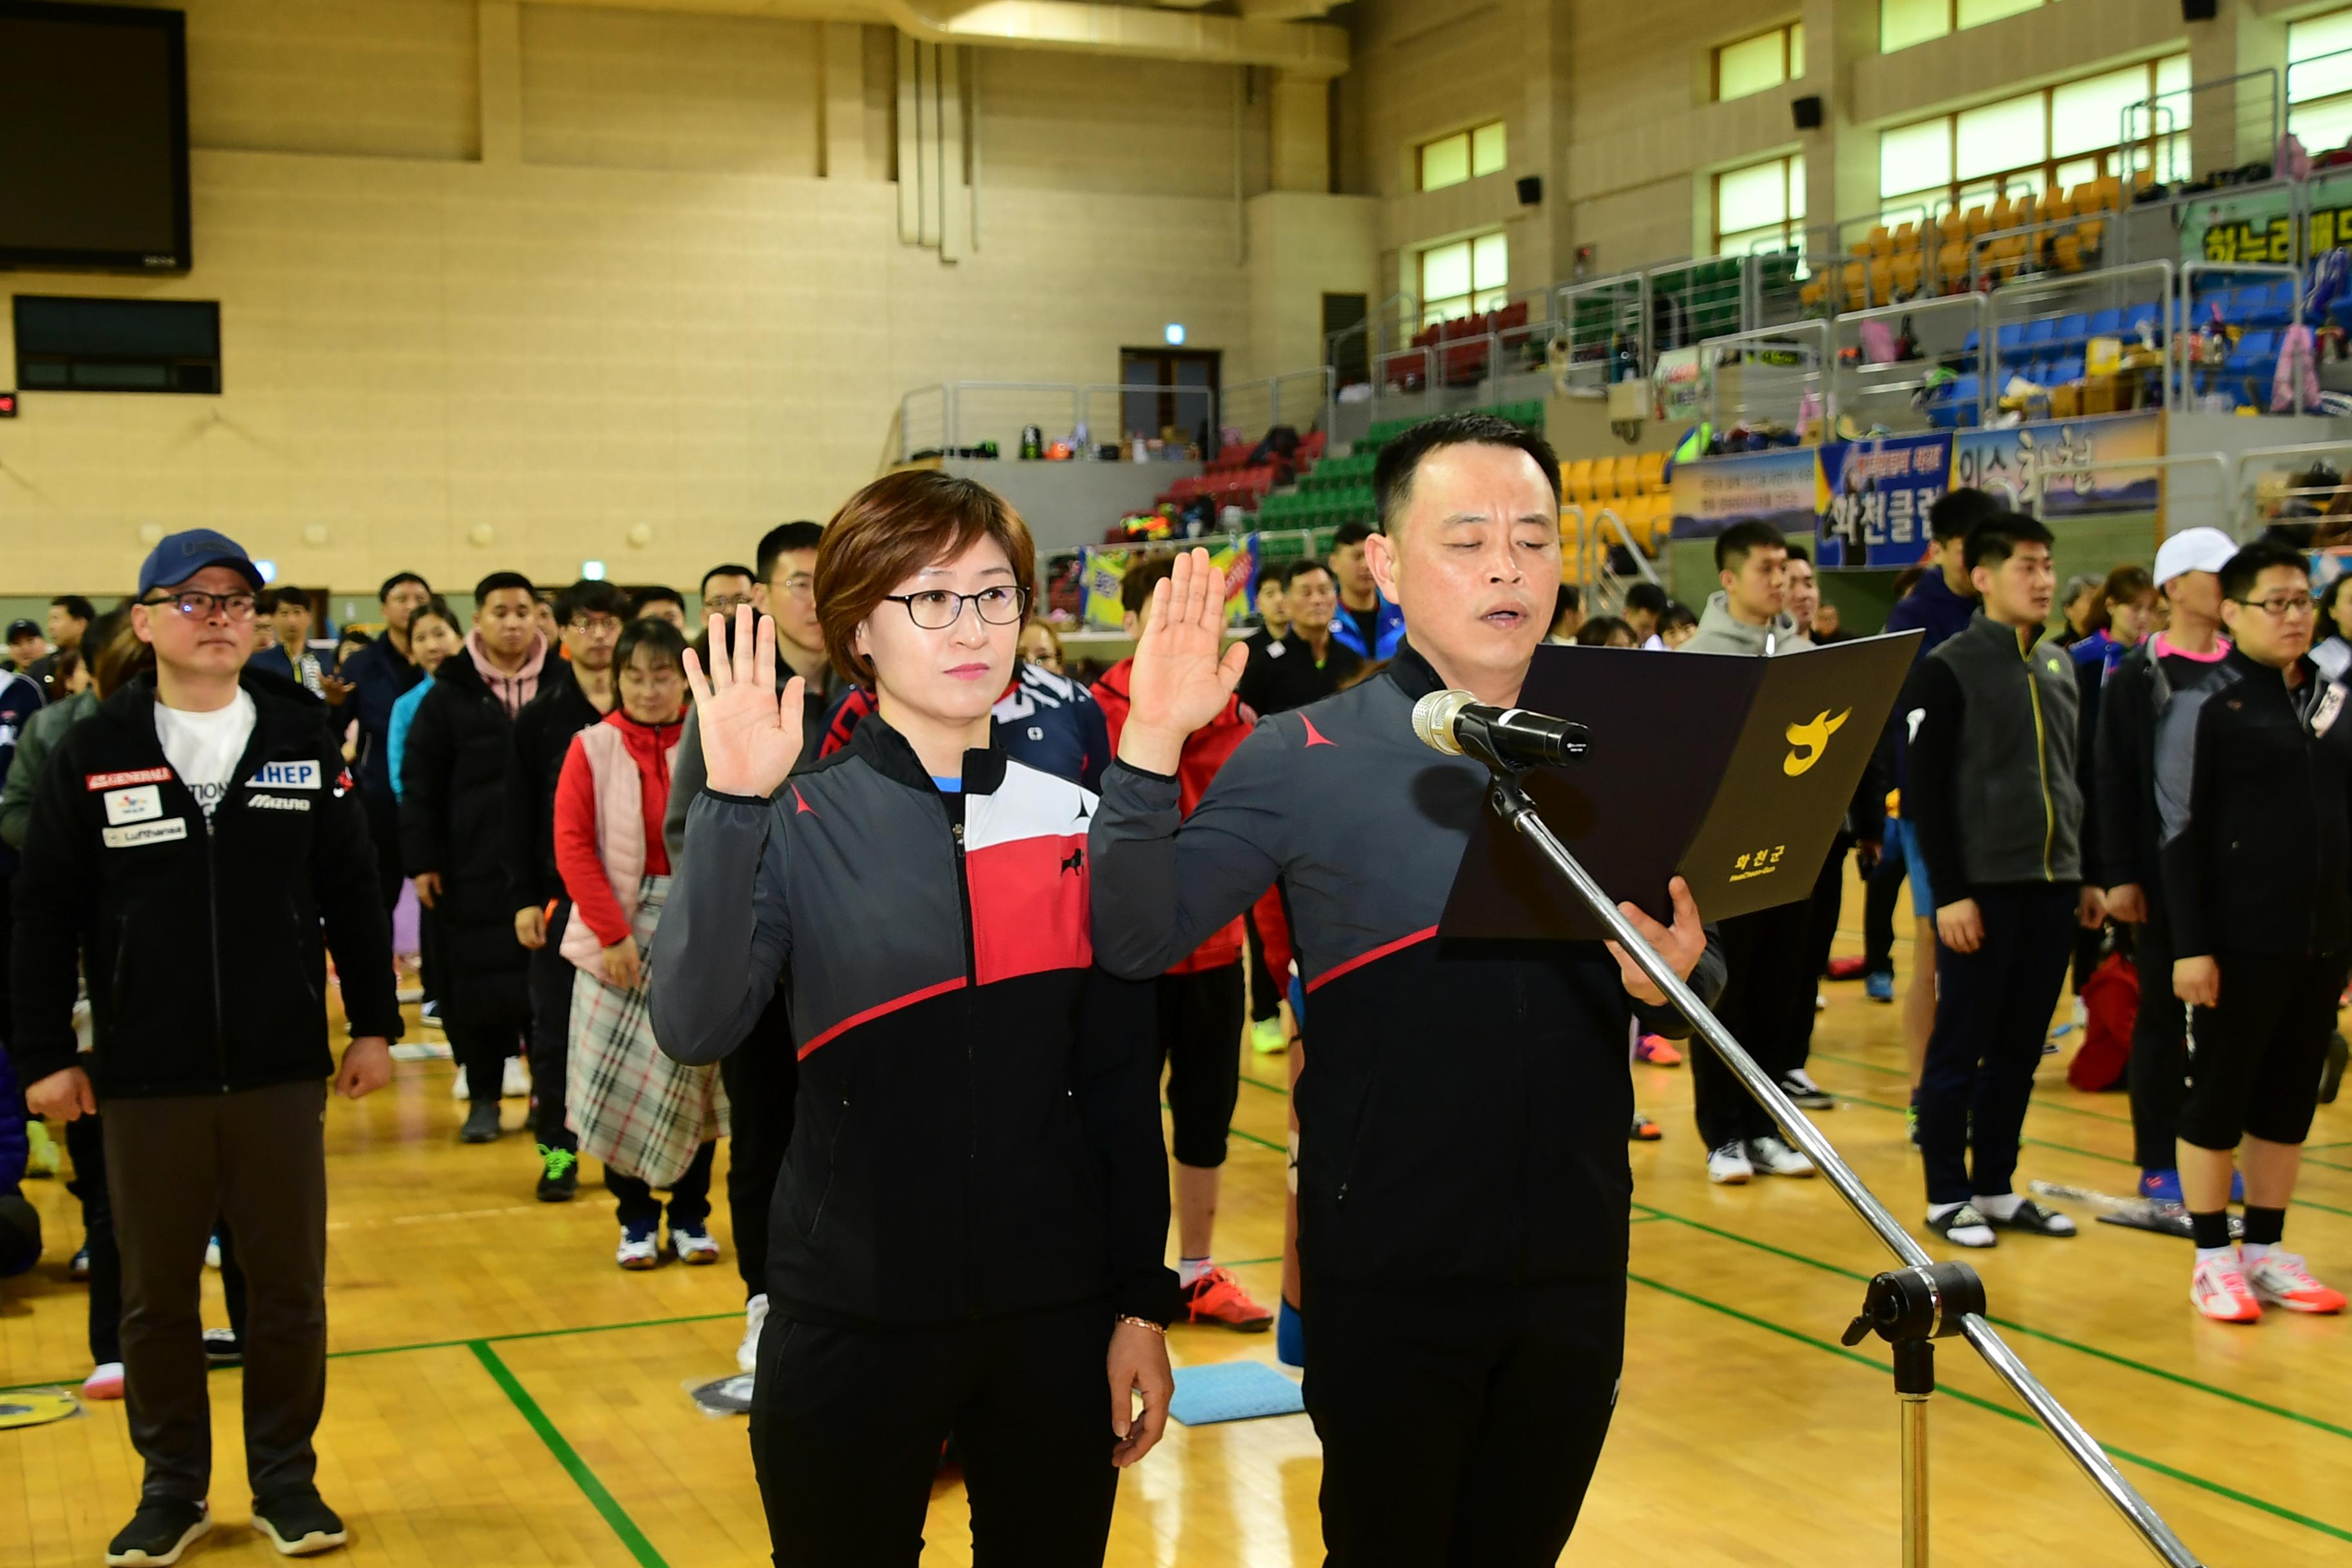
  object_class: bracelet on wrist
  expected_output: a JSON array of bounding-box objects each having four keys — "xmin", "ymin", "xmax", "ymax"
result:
[{"xmin": 1114, "ymin": 1314, "xmax": 1166, "ymax": 1335}]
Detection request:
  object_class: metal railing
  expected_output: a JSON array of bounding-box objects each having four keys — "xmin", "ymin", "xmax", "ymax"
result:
[
  {"xmin": 1977, "ymin": 260, "xmax": 2177, "ymax": 414},
  {"xmin": 1832, "ymin": 293, "xmax": 1992, "ymax": 429},
  {"xmin": 2124, "ymin": 65, "xmax": 2277, "ymax": 193},
  {"xmin": 1700, "ymin": 318, "xmax": 1833, "ymax": 434},
  {"xmin": 1220, "ymin": 369, "xmax": 1336, "ymax": 446},
  {"xmin": 895, "ymin": 380, "xmax": 1220, "ymax": 463},
  {"xmin": 2231, "ymin": 439, "xmax": 2352, "ymax": 539},
  {"xmin": 1574, "ymin": 505, "xmax": 1663, "ymax": 613}
]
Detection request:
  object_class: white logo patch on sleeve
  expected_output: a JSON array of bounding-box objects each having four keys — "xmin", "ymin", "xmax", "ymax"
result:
[
  {"xmin": 247, "ymin": 760, "xmax": 320, "ymax": 790},
  {"xmin": 103, "ymin": 785, "xmax": 163, "ymax": 826},
  {"xmin": 104, "ymin": 818, "xmax": 189, "ymax": 849}
]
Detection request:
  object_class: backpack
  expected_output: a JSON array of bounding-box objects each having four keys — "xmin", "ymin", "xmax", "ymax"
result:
[{"xmin": 2068, "ymin": 951, "xmax": 2138, "ymax": 1092}]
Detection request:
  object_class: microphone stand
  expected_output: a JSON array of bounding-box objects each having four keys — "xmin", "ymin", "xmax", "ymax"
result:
[{"xmin": 1472, "ymin": 753, "xmax": 2204, "ymax": 1568}]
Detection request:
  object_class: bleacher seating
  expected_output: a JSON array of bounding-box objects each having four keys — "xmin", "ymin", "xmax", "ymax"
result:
[
  {"xmin": 1798, "ymin": 174, "xmax": 2141, "ymax": 312},
  {"xmin": 1557, "ymin": 438, "xmax": 1673, "ymax": 560}
]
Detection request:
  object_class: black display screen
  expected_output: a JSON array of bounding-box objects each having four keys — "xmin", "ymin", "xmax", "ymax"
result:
[{"xmin": 0, "ymin": 3, "xmax": 191, "ymax": 271}]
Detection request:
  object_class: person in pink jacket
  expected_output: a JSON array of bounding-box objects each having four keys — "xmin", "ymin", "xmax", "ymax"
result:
[{"xmin": 552, "ymin": 617, "xmax": 728, "ymax": 1269}]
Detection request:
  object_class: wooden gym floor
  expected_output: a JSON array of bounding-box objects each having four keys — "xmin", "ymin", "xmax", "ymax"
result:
[{"xmin": 5, "ymin": 869, "xmax": 2351, "ymax": 1567}]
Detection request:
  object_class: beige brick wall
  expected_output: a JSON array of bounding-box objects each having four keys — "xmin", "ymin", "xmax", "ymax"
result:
[{"xmin": 0, "ymin": 0, "xmax": 1292, "ymax": 596}]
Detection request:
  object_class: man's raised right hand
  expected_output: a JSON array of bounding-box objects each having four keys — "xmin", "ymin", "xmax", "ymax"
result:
[
  {"xmin": 1119, "ymin": 547, "xmax": 1249, "ymax": 776},
  {"xmin": 683, "ymin": 605, "xmax": 807, "ymax": 801}
]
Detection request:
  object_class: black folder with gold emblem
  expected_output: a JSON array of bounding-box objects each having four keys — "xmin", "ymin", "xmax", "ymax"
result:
[{"xmin": 1438, "ymin": 631, "xmax": 1921, "ymax": 941}]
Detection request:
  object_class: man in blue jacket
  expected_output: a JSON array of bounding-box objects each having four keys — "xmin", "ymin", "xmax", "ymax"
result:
[
  {"xmin": 335, "ymin": 571, "xmax": 435, "ymax": 911},
  {"xmin": 1328, "ymin": 521, "xmax": 1405, "ymax": 660}
]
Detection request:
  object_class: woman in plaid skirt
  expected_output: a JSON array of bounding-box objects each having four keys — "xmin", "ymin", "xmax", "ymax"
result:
[{"xmin": 551, "ymin": 616, "xmax": 727, "ymax": 1268}]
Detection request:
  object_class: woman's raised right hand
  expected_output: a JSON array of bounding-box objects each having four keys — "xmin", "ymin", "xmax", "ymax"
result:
[{"xmin": 683, "ymin": 605, "xmax": 807, "ymax": 800}]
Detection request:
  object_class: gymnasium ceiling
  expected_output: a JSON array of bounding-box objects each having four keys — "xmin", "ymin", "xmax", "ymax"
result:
[{"xmin": 509, "ymin": 0, "xmax": 1351, "ymax": 74}]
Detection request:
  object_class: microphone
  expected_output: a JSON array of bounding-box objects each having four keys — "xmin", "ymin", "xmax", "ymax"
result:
[{"xmin": 1411, "ymin": 689, "xmax": 1590, "ymax": 770}]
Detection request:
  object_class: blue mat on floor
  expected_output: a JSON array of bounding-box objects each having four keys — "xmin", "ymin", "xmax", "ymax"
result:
[{"xmin": 1168, "ymin": 1360, "xmax": 1306, "ymax": 1426}]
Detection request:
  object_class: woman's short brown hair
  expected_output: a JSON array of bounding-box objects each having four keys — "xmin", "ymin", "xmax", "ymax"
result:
[{"xmin": 816, "ymin": 471, "xmax": 1035, "ymax": 687}]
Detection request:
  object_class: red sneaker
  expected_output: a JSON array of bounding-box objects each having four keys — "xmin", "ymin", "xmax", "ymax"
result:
[
  {"xmin": 1826, "ymin": 956, "xmax": 1870, "ymax": 981},
  {"xmin": 1629, "ymin": 1111, "xmax": 1663, "ymax": 1142},
  {"xmin": 1633, "ymin": 1034, "xmax": 1683, "ymax": 1066},
  {"xmin": 1182, "ymin": 1267, "xmax": 1275, "ymax": 1331}
]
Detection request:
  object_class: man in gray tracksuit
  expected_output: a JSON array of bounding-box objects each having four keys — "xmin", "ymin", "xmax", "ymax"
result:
[
  {"xmin": 1904, "ymin": 511, "xmax": 2096, "ymax": 1249},
  {"xmin": 1676, "ymin": 520, "xmax": 1820, "ymax": 1183}
]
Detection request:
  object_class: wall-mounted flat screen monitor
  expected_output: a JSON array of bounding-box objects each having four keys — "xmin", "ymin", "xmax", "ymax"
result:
[{"xmin": 0, "ymin": 3, "xmax": 191, "ymax": 273}]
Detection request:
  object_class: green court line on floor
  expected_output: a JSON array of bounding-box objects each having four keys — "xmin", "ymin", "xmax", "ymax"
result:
[
  {"xmin": 1624, "ymin": 1271, "xmax": 2352, "ymax": 1547},
  {"xmin": 1223, "ymin": 1255, "xmax": 1284, "ymax": 1267},
  {"xmin": 1239, "ymin": 1072, "xmax": 1289, "ymax": 1097},
  {"xmin": 1630, "ymin": 1200, "xmax": 2352, "ymax": 1445},
  {"xmin": 470, "ymin": 1340, "xmax": 671, "ymax": 1568},
  {"xmin": 1828, "ymin": 1091, "xmax": 2352, "ymax": 1220},
  {"xmin": 0, "ymin": 1309, "xmax": 747, "ymax": 1396}
]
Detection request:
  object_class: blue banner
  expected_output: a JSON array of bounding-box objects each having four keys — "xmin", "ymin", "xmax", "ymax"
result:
[{"xmin": 1815, "ymin": 432, "xmax": 1948, "ymax": 570}]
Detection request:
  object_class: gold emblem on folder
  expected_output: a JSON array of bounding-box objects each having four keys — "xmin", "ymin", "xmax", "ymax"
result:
[{"xmin": 1782, "ymin": 708, "xmax": 1851, "ymax": 777}]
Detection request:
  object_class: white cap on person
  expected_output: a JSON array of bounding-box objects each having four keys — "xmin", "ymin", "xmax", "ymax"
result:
[{"xmin": 2152, "ymin": 527, "xmax": 2238, "ymax": 587}]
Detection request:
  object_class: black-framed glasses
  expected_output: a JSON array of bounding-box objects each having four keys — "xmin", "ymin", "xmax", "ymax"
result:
[
  {"xmin": 881, "ymin": 585, "xmax": 1029, "ymax": 630},
  {"xmin": 702, "ymin": 593, "xmax": 756, "ymax": 614},
  {"xmin": 142, "ymin": 590, "xmax": 257, "ymax": 622},
  {"xmin": 2233, "ymin": 594, "xmax": 2317, "ymax": 618},
  {"xmin": 568, "ymin": 613, "xmax": 624, "ymax": 634}
]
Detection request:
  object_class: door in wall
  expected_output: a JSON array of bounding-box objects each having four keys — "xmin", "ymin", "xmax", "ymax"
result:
[
  {"xmin": 1120, "ymin": 348, "xmax": 1220, "ymax": 453},
  {"xmin": 1324, "ymin": 293, "xmax": 1369, "ymax": 389}
]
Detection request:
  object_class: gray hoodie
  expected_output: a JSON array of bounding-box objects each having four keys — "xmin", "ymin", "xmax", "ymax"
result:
[{"xmin": 1678, "ymin": 590, "xmax": 1812, "ymax": 657}]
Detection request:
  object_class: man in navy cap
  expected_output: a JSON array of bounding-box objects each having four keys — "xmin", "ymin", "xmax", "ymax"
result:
[{"xmin": 12, "ymin": 528, "xmax": 399, "ymax": 1563}]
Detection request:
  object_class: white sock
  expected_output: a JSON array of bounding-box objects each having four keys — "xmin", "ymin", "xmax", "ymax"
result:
[
  {"xmin": 2240, "ymin": 1240, "xmax": 2277, "ymax": 1264},
  {"xmin": 1179, "ymin": 1257, "xmax": 1213, "ymax": 1288},
  {"xmin": 1927, "ymin": 1200, "xmax": 1966, "ymax": 1222},
  {"xmin": 2195, "ymin": 1244, "xmax": 2239, "ymax": 1268},
  {"xmin": 1973, "ymin": 1193, "xmax": 2024, "ymax": 1222}
]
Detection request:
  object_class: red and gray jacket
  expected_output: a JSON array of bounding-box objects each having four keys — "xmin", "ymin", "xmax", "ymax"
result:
[
  {"xmin": 1091, "ymin": 642, "xmax": 1725, "ymax": 1291},
  {"xmin": 650, "ymin": 714, "xmax": 1177, "ymax": 1328}
]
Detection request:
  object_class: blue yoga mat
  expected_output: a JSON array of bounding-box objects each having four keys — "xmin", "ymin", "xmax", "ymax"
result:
[{"xmin": 1168, "ymin": 1360, "xmax": 1306, "ymax": 1426}]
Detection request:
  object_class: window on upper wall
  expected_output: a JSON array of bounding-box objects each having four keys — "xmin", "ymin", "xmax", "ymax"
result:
[
  {"xmin": 1716, "ymin": 22, "xmax": 1804, "ymax": 103},
  {"xmin": 1418, "ymin": 121, "xmax": 1507, "ymax": 193},
  {"xmin": 1877, "ymin": 54, "xmax": 2188, "ymax": 223},
  {"xmin": 1714, "ymin": 153, "xmax": 1807, "ymax": 257},
  {"xmin": 2289, "ymin": 8, "xmax": 2352, "ymax": 157},
  {"xmin": 1881, "ymin": 0, "xmax": 2044, "ymax": 54},
  {"xmin": 1418, "ymin": 230, "xmax": 1509, "ymax": 327}
]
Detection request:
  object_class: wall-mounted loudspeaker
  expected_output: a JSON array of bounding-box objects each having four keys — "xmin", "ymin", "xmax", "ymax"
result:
[
  {"xmin": 1516, "ymin": 175, "xmax": 1542, "ymax": 206},
  {"xmin": 1792, "ymin": 95, "xmax": 1824, "ymax": 132},
  {"xmin": 2182, "ymin": 0, "xmax": 2217, "ymax": 19}
]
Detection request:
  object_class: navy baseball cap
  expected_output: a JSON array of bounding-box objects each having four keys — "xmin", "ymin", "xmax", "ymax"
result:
[
  {"xmin": 6, "ymin": 619, "xmax": 39, "ymax": 640},
  {"xmin": 138, "ymin": 529, "xmax": 264, "ymax": 599}
]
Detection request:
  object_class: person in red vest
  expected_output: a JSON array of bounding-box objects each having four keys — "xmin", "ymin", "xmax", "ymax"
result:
[{"xmin": 1093, "ymin": 554, "xmax": 1275, "ymax": 1331}]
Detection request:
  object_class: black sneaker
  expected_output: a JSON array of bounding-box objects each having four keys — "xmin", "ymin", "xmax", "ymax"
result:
[
  {"xmin": 1983, "ymin": 1198, "xmax": 2077, "ymax": 1237},
  {"xmin": 203, "ymin": 1328, "xmax": 242, "ymax": 1367},
  {"xmin": 536, "ymin": 1144, "xmax": 580, "ymax": 1202},
  {"xmin": 1777, "ymin": 1069, "xmax": 1836, "ymax": 1110},
  {"xmin": 105, "ymin": 1498, "xmax": 210, "ymax": 1565},
  {"xmin": 253, "ymin": 1492, "xmax": 348, "ymax": 1557},
  {"xmin": 460, "ymin": 1101, "xmax": 502, "ymax": 1144}
]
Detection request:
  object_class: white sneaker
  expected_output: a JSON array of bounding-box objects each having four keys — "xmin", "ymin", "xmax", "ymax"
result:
[
  {"xmin": 451, "ymin": 1072, "xmax": 469, "ymax": 1101},
  {"xmin": 1707, "ymin": 1141, "xmax": 1754, "ymax": 1184},
  {"xmin": 83, "ymin": 1362, "xmax": 124, "ymax": 1400},
  {"xmin": 738, "ymin": 1293, "xmax": 769, "ymax": 1373},
  {"xmin": 204, "ymin": 1234, "xmax": 220, "ymax": 1270},
  {"xmin": 2243, "ymin": 1249, "xmax": 2347, "ymax": 1313},
  {"xmin": 616, "ymin": 1229, "xmax": 660, "ymax": 1270},
  {"xmin": 672, "ymin": 1226, "xmax": 721, "ymax": 1266},
  {"xmin": 1747, "ymin": 1135, "xmax": 1816, "ymax": 1177},
  {"xmin": 1815, "ymin": 991, "xmax": 1828, "ymax": 1012},
  {"xmin": 502, "ymin": 1056, "xmax": 531, "ymax": 1099}
]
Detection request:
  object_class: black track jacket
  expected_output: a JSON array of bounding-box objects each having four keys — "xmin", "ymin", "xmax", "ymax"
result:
[
  {"xmin": 1091, "ymin": 643, "xmax": 1726, "ymax": 1290},
  {"xmin": 9, "ymin": 671, "xmax": 401, "ymax": 1098},
  {"xmin": 651, "ymin": 716, "xmax": 1179, "ymax": 1329}
]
